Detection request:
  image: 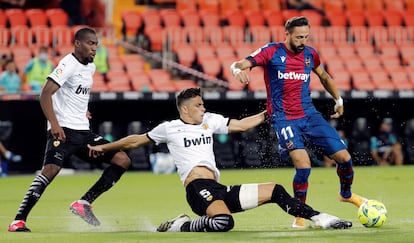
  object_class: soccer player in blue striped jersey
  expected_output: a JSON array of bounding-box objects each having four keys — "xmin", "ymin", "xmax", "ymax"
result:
[{"xmin": 230, "ymin": 16, "xmax": 367, "ymax": 228}]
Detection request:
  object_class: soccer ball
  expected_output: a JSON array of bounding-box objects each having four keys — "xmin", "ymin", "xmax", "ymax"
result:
[{"xmin": 358, "ymin": 199, "xmax": 387, "ymax": 227}]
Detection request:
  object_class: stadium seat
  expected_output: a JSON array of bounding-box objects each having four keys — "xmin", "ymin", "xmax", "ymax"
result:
[
  {"xmin": 249, "ymin": 25, "xmax": 271, "ymax": 44},
  {"xmin": 214, "ymin": 43, "xmax": 236, "ymax": 59},
  {"xmin": 335, "ymin": 43, "xmax": 357, "ymax": 58},
  {"xmin": 233, "ymin": 43, "xmax": 255, "ymax": 59},
  {"xmin": 362, "ymin": 58, "xmax": 382, "ymax": 71},
  {"xmin": 200, "ymin": 9, "xmax": 220, "ymax": 27},
  {"xmin": 309, "ymin": 73, "xmax": 325, "ymax": 91},
  {"xmin": 176, "ymin": 0, "xmax": 197, "ymax": 12},
  {"xmin": 389, "ymin": 69, "xmax": 413, "ymax": 89},
  {"xmin": 343, "ymin": 0, "xmax": 364, "ymax": 11},
  {"xmin": 332, "ymin": 70, "xmax": 351, "ymax": 91},
  {"xmin": 0, "ymin": 28, "xmax": 10, "ymax": 46},
  {"xmin": 383, "ymin": 0, "xmax": 405, "ymax": 11},
  {"xmin": 195, "ymin": 44, "xmax": 216, "ymax": 62},
  {"xmin": 5, "ymin": 8, "xmax": 27, "ymax": 27},
  {"xmin": 247, "ymin": 67, "xmax": 266, "ymax": 91},
  {"xmin": 223, "ymin": 25, "xmax": 245, "ymax": 44},
  {"xmin": 179, "ymin": 9, "xmax": 201, "ymax": 27},
  {"xmin": 225, "ymin": 10, "xmax": 246, "ymax": 27},
  {"xmin": 402, "ymin": 10, "xmax": 414, "ymax": 27},
  {"xmin": 404, "ymin": 0, "xmax": 414, "ymax": 10},
  {"xmin": 325, "ymin": 58, "xmax": 346, "ymax": 74},
  {"xmin": 322, "ymin": 0, "xmax": 344, "ymax": 11},
  {"xmin": 240, "ymin": 0, "xmax": 260, "ymax": 11},
  {"xmin": 141, "ymin": 9, "xmax": 162, "ymax": 30},
  {"xmin": 199, "ymin": 56, "xmax": 221, "ymax": 78},
  {"xmin": 108, "ymin": 58, "xmax": 125, "ymax": 72},
  {"xmin": 351, "ymin": 70, "xmax": 376, "ymax": 90},
  {"xmin": 25, "ymin": 9, "xmax": 48, "ymax": 27},
  {"xmin": 281, "ymin": 9, "xmax": 300, "ymax": 23},
  {"xmin": 245, "ymin": 10, "xmax": 265, "ymax": 27},
  {"xmin": 370, "ymin": 70, "xmax": 395, "ymax": 90},
  {"xmin": 197, "ymin": 0, "xmax": 219, "ymax": 12},
  {"xmin": 121, "ymin": 54, "xmax": 146, "ymax": 72},
  {"xmin": 346, "ymin": 10, "xmax": 366, "ymax": 27},
  {"xmin": 129, "ymin": 72, "xmax": 153, "ymax": 92},
  {"xmin": 144, "ymin": 26, "xmax": 164, "ymax": 52},
  {"xmin": 0, "ymin": 10, "xmax": 6, "ymax": 27},
  {"xmin": 45, "ymin": 8, "xmax": 69, "ymax": 27},
  {"xmin": 106, "ymin": 74, "xmax": 131, "ymax": 92},
  {"xmin": 185, "ymin": 25, "xmax": 205, "ymax": 44},
  {"xmin": 219, "ymin": 0, "xmax": 240, "ymax": 16},
  {"xmin": 318, "ymin": 44, "xmax": 337, "ymax": 59},
  {"xmin": 31, "ymin": 26, "xmax": 53, "ymax": 46},
  {"xmin": 343, "ymin": 56, "xmax": 365, "ymax": 72},
  {"xmin": 325, "ymin": 26, "xmax": 348, "ymax": 44},
  {"xmin": 300, "ymin": 10, "xmax": 323, "ymax": 26},
  {"xmin": 269, "ymin": 26, "xmax": 286, "ymax": 42},
  {"xmin": 160, "ymin": 9, "xmax": 181, "ymax": 28},
  {"xmin": 51, "ymin": 26, "xmax": 73, "ymax": 46},
  {"xmin": 174, "ymin": 79, "xmax": 197, "ymax": 90},
  {"xmin": 325, "ymin": 10, "xmax": 347, "ymax": 27},
  {"xmin": 365, "ymin": 10, "xmax": 385, "ymax": 27},
  {"xmin": 263, "ymin": 10, "xmax": 284, "ymax": 27},
  {"xmin": 348, "ymin": 26, "xmax": 370, "ymax": 44},
  {"xmin": 204, "ymin": 26, "xmax": 224, "ymax": 45},
  {"xmin": 259, "ymin": 0, "xmax": 282, "ymax": 12},
  {"xmin": 363, "ymin": 0, "xmax": 385, "ymax": 11},
  {"xmin": 377, "ymin": 43, "xmax": 400, "ymax": 58},
  {"xmin": 57, "ymin": 44, "xmax": 73, "ymax": 56},
  {"xmin": 10, "ymin": 26, "xmax": 32, "ymax": 46},
  {"xmin": 165, "ymin": 26, "xmax": 187, "ymax": 46},
  {"xmin": 383, "ymin": 10, "xmax": 403, "ymax": 27},
  {"xmin": 173, "ymin": 43, "xmax": 196, "ymax": 67},
  {"xmin": 309, "ymin": 26, "xmax": 327, "ymax": 44},
  {"xmin": 121, "ymin": 10, "xmax": 143, "ymax": 37}
]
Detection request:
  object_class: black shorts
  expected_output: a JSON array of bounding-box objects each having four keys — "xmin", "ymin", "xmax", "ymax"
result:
[
  {"xmin": 44, "ymin": 127, "xmax": 119, "ymax": 167},
  {"xmin": 185, "ymin": 179, "xmax": 244, "ymax": 216}
]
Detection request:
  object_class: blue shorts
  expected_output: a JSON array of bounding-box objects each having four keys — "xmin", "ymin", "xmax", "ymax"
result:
[{"xmin": 272, "ymin": 112, "xmax": 347, "ymax": 156}]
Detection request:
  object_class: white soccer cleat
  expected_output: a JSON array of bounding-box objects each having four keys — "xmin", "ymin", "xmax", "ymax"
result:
[
  {"xmin": 156, "ymin": 214, "xmax": 190, "ymax": 232},
  {"xmin": 311, "ymin": 213, "xmax": 352, "ymax": 229}
]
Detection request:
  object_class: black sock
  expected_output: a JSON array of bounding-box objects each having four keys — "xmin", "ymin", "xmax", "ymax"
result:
[
  {"xmin": 81, "ymin": 164, "xmax": 126, "ymax": 203},
  {"xmin": 15, "ymin": 174, "xmax": 50, "ymax": 221},
  {"xmin": 270, "ymin": 184, "xmax": 319, "ymax": 219}
]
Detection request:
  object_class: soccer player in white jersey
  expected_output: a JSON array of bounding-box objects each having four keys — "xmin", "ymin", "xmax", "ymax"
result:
[
  {"xmin": 87, "ymin": 88, "xmax": 352, "ymax": 232},
  {"xmin": 8, "ymin": 28, "xmax": 131, "ymax": 232}
]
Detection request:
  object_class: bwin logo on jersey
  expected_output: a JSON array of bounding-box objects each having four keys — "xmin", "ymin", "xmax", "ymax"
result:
[
  {"xmin": 277, "ymin": 70, "xmax": 309, "ymax": 81},
  {"xmin": 75, "ymin": 85, "xmax": 90, "ymax": 94},
  {"xmin": 184, "ymin": 134, "xmax": 212, "ymax": 147}
]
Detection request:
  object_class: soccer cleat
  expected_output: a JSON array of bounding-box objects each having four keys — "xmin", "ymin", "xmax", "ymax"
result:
[
  {"xmin": 292, "ymin": 217, "xmax": 307, "ymax": 229},
  {"xmin": 312, "ymin": 213, "xmax": 352, "ymax": 229},
  {"xmin": 338, "ymin": 193, "xmax": 368, "ymax": 208},
  {"xmin": 8, "ymin": 220, "xmax": 31, "ymax": 232},
  {"xmin": 70, "ymin": 200, "xmax": 100, "ymax": 226},
  {"xmin": 156, "ymin": 214, "xmax": 190, "ymax": 232}
]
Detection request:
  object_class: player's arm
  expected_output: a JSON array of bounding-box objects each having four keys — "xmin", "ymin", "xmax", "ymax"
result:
[
  {"xmin": 227, "ymin": 110, "xmax": 267, "ymax": 133},
  {"xmin": 230, "ymin": 59, "xmax": 253, "ymax": 84},
  {"xmin": 313, "ymin": 66, "xmax": 344, "ymax": 118},
  {"xmin": 88, "ymin": 134, "xmax": 152, "ymax": 154},
  {"xmin": 40, "ymin": 78, "xmax": 66, "ymax": 141}
]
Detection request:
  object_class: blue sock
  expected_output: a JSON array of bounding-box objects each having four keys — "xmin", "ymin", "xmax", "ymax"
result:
[{"xmin": 293, "ymin": 168, "xmax": 311, "ymax": 202}]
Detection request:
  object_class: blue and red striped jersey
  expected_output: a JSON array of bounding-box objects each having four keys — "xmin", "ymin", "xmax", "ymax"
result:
[{"xmin": 247, "ymin": 42, "xmax": 321, "ymax": 120}]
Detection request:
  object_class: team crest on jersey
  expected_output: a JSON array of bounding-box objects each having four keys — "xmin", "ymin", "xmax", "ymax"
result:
[
  {"xmin": 53, "ymin": 140, "xmax": 61, "ymax": 147},
  {"xmin": 202, "ymin": 123, "xmax": 209, "ymax": 130},
  {"xmin": 55, "ymin": 68, "xmax": 63, "ymax": 77},
  {"xmin": 305, "ymin": 57, "xmax": 311, "ymax": 67},
  {"xmin": 286, "ymin": 140, "xmax": 294, "ymax": 150}
]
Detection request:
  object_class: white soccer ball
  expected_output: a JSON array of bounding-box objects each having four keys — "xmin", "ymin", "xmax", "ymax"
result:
[{"xmin": 358, "ymin": 199, "xmax": 387, "ymax": 227}]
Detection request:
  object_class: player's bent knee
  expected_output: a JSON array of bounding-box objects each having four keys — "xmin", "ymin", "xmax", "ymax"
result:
[
  {"xmin": 112, "ymin": 151, "xmax": 131, "ymax": 168},
  {"xmin": 239, "ymin": 184, "xmax": 259, "ymax": 210},
  {"xmin": 208, "ymin": 214, "xmax": 234, "ymax": 232}
]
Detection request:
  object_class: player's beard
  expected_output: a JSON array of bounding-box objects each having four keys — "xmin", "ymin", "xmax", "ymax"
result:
[{"xmin": 290, "ymin": 42, "xmax": 305, "ymax": 54}]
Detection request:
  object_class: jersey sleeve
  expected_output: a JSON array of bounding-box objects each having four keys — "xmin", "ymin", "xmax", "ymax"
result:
[
  {"xmin": 147, "ymin": 122, "xmax": 168, "ymax": 145},
  {"xmin": 309, "ymin": 47, "xmax": 321, "ymax": 68},
  {"xmin": 205, "ymin": 113, "xmax": 229, "ymax": 134},
  {"xmin": 48, "ymin": 55, "xmax": 75, "ymax": 86},
  {"xmin": 246, "ymin": 43, "xmax": 277, "ymax": 67}
]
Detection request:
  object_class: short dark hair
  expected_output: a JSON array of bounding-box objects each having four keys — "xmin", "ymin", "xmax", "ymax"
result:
[
  {"xmin": 176, "ymin": 87, "xmax": 201, "ymax": 108},
  {"xmin": 74, "ymin": 27, "xmax": 96, "ymax": 42},
  {"xmin": 285, "ymin": 16, "xmax": 310, "ymax": 33}
]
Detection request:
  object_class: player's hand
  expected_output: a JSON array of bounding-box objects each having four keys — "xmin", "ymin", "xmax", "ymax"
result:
[
  {"xmin": 230, "ymin": 62, "xmax": 249, "ymax": 84},
  {"xmin": 331, "ymin": 105, "xmax": 344, "ymax": 118},
  {"xmin": 50, "ymin": 123, "xmax": 66, "ymax": 142},
  {"xmin": 88, "ymin": 144, "xmax": 104, "ymax": 158},
  {"xmin": 86, "ymin": 111, "xmax": 92, "ymax": 120}
]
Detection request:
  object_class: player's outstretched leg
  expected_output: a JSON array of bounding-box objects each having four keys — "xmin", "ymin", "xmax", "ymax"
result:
[
  {"xmin": 338, "ymin": 193, "xmax": 368, "ymax": 208},
  {"xmin": 70, "ymin": 200, "xmax": 100, "ymax": 226},
  {"xmin": 157, "ymin": 214, "xmax": 190, "ymax": 232},
  {"xmin": 311, "ymin": 213, "xmax": 352, "ymax": 229}
]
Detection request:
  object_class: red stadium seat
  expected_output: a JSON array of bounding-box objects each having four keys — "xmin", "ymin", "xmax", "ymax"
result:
[
  {"xmin": 219, "ymin": 0, "xmax": 240, "ymax": 16},
  {"xmin": 343, "ymin": 56, "xmax": 365, "ymax": 72},
  {"xmin": 45, "ymin": 8, "xmax": 69, "ymax": 27},
  {"xmin": 233, "ymin": 43, "xmax": 255, "ymax": 59},
  {"xmin": 300, "ymin": 10, "xmax": 323, "ymax": 26},
  {"xmin": 197, "ymin": 0, "xmax": 219, "ymax": 12},
  {"xmin": 249, "ymin": 26, "xmax": 271, "ymax": 44},
  {"xmin": 165, "ymin": 26, "xmax": 187, "ymax": 46},
  {"xmin": 322, "ymin": 0, "xmax": 344, "ymax": 11},
  {"xmin": 343, "ymin": 0, "xmax": 364, "ymax": 11},
  {"xmin": 185, "ymin": 26, "xmax": 205, "ymax": 44},
  {"xmin": 0, "ymin": 28, "xmax": 10, "ymax": 46},
  {"xmin": 214, "ymin": 43, "xmax": 236, "ymax": 59},
  {"xmin": 173, "ymin": 43, "xmax": 196, "ymax": 67},
  {"xmin": 5, "ymin": 8, "xmax": 27, "ymax": 27},
  {"xmin": 25, "ymin": 9, "xmax": 48, "ymax": 27},
  {"xmin": 281, "ymin": 9, "xmax": 300, "ymax": 23},
  {"xmin": 179, "ymin": 9, "xmax": 201, "ymax": 27},
  {"xmin": 200, "ymin": 9, "xmax": 220, "ymax": 27},
  {"xmin": 335, "ymin": 43, "xmax": 357, "ymax": 59},
  {"xmin": 240, "ymin": 0, "xmax": 260, "ymax": 11},
  {"xmin": 107, "ymin": 74, "xmax": 131, "ymax": 92},
  {"xmin": 384, "ymin": 0, "xmax": 405, "ymax": 11},
  {"xmin": 51, "ymin": 26, "xmax": 73, "ymax": 46},
  {"xmin": 263, "ymin": 10, "xmax": 284, "ymax": 27},
  {"xmin": 0, "ymin": 10, "xmax": 7, "ymax": 27},
  {"xmin": 32, "ymin": 26, "xmax": 53, "ymax": 46},
  {"xmin": 259, "ymin": 0, "xmax": 282, "ymax": 12},
  {"xmin": 352, "ymin": 70, "xmax": 376, "ymax": 90},
  {"xmin": 365, "ymin": 10, "xmax": 385, "ymax": 27},
  {"xmin": 144, "ymin": 26, "xmax": 165, "ymax": 52},
  {"xmin": 225, "ymin": 10, "xmax": 246, "ymax": 27},
  {"xmin": 195, "ymin": 44, "xmax": 216, "ymax": 62},
  {"xmin": 10, "ymin": 26, "xmax": 32, "ymax": 45},
  {"xmin": 174, "ymin": 79, "xmax": 197, "ymax": 90},
  {"xmin": 121, "ymin": 54, "xmax": 146, "ymax": 72},
  {"xmin": 332, "ymin": 70, "xmax": 351, "ymax": 91},
  {"xmin": 130, "ymin": 72, "xmax": 153, "ymax": 92},
  {"xmin": 346, "ymin": 10, "xmax": 366, "ymax": 27},
  {"xmin": 348, "ymin": 26, "xmax": 370, "ymax": 44},
  {"xmin": 121, "ymin": 10, "xmax": 142, "ymax": 37},
  {"xmin": 325, "ymin": 10, "xmax": 347, "ymax": 27},
  {"xmin": 383, "ymin": 10, "xmax": 403, "ymax": 27},
  {"xmin": 204, "ymin": 26, "xmax": 224, "ymax": 45},
  {"xmin": 247, "ymin": 67, "xmax": 266, "ymax": 91},
  {"xmin": 141, "ymin": 9, "xmax": 162, "ymax": 29},
  {"xmin": 223, "ymin": 25, "xmax": 245, "ymax": 44},
  {"xmin": 363, "ymin": 0, "xmax": 385, "ymax": 11},
  {"xmin": 176, "ymin": 0, "xmax": 197, "ymax": 12},
  {"xmin": 402, "ymin": 10, "xmax": 414, "ymax": 27},
  {"xmin": 160, "ymin": 9, "xmax": 181, "ymax": 28},
  {"xmin": 199, "ymin": 56, "xmax": 221, "ymax": 78},
  {"xmin": 245, "ymin": 10, "xmax": 265, "ymax": 27}
]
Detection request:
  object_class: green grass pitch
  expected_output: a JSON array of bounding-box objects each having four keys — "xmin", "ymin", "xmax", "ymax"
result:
[{"xmin": 1, "ymin": 165, "xmax": 413, "ymax": 243}]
